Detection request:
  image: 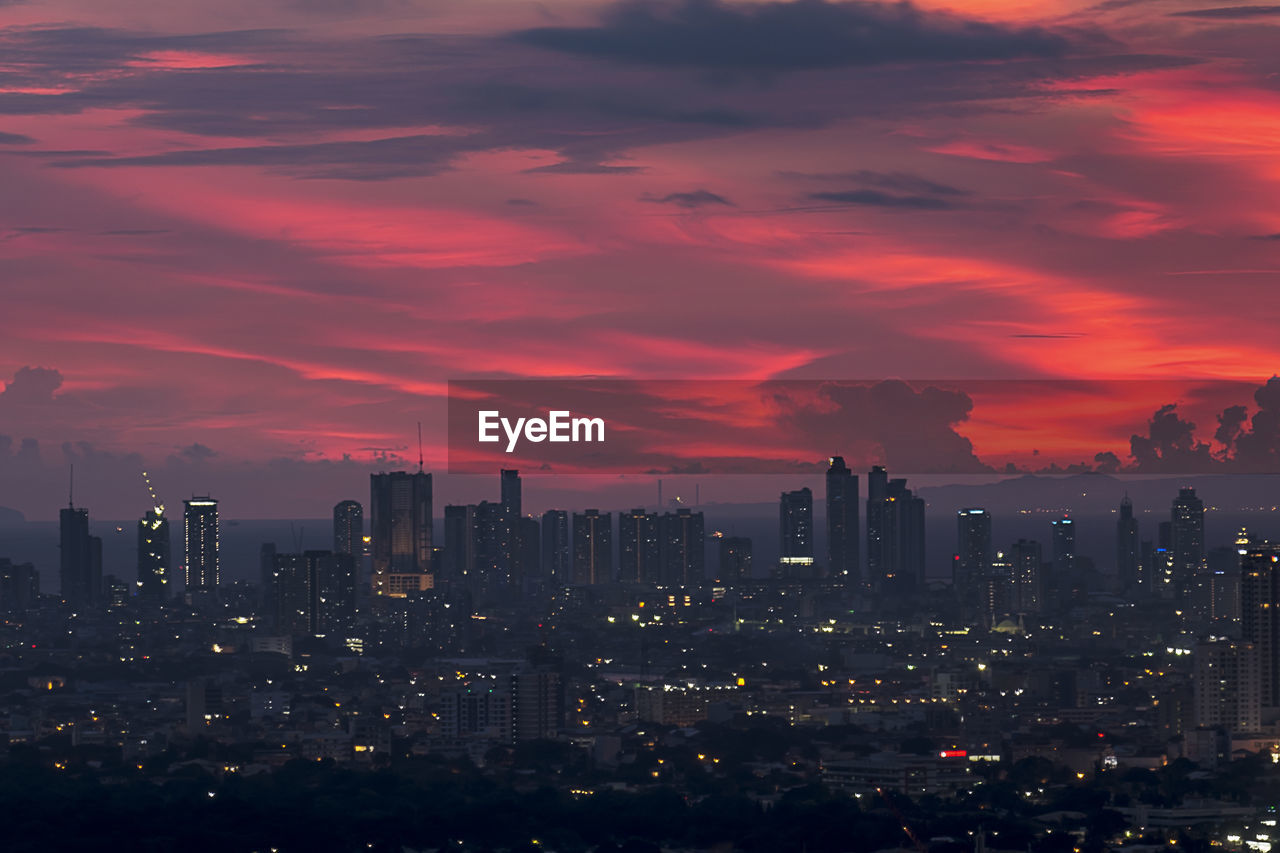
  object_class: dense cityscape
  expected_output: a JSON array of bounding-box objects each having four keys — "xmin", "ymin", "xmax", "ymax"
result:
[{"xmin": 0, "ymin": 459, "xmax": 1277, "ymax": 851}]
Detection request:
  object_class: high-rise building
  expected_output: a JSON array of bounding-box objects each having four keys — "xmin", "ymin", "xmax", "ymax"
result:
[
  {"xmin": 501, "ymin": 469, "xmax": 522, "ymax": 518},
  {"xmin": 779, "ymin": 487, "xmax": 814, "ymax": 575},
  {"xmin": 955, "ymin": 508, "xmax": 991, "ymax": 611},
  {"xmin": 370, "ymin": 471, "xmax": 433, "ymax": 598},
  {"xmin": 619, "ymin": 508, "xmax": 660, "ymax": 584},
  {"xmin": 1172, "ymin": 487, "xmax": 1206, "ymax": 602},
  {"xmin": 1050, "ymin": 516, "xmax": 1075, "ymax": 605},
  {"xmin": 1194, "ymin": 638, "xmax": 1260, "ymax": 734},
  {"xmin": 259, "ymin": 542, "xmax": 277, "ymax": 614},
  {"xmin": 272, "ymin": 552, "xmax": 311, "ymax": 635},
  {"xmin": 865, "ymin": 467, "xmax": 926, "ymax": 596},
  {"xmin": 137, "ymin": 506, "xmax": 171, "ymax": 600},
  {"xmin": 541, "ymin": 510, "xmax": 569, "ymax": 586},
  {"xmin": 511, "ymin": 669, "xmax": 563, "ymax": 743},
  {"xmin": 443, "ymin": 504, "xmax": 478, "ymax": 584},
  {"xmin": 0, "ymin": 559, "xmax": 38, "ymax": 614},
  {"xmin": 1241, "ymin": 546, "xmax": 1280, "ymax": 709},
  {"xmin": 826, "ymin": 457, "xmax": 859, "ymax": 589},
  {"xmin": 717, "ymin": 536, "xmax": 752, "ymax": 583},
  {"xmin": 1010, "ymin": 539, "xmax": 1042, "ymax": 614},
  {"xmin": 333, "ymin": 500, "xmax": 363, "ymax": 558},
  {"xmin": 572, "ymin": 509, "xmax": 612, "ymax": 585},
  {"xmin": 473, "ymin": 500, "xmax": 513, "ymax": 593},
  {"xmin": 659, "ymin": 508, "xmax": 704, "ymax": 586},
  {"xmin": 1116, "ymin": 496, "xmax": 1139, "ymax": 593},
  {"xmin": 1153, "ymin": 520, "xmax": 1175, "ymax": 598},
  {"xmin": 183, "ymin": 497, "xmax": 219, "ymax": 592},
  {"xmin": 983, "ymin": 551, "xmax": 1012, "ymax": 626},
  {"xmin": 1208, "ymin": 543, "xmax": 1243, "ymax": 625},
  {"xmin": 497, "ymin": 469, "xmax": 522, "ymax": 585},
  {"xmin": 518, "ymin": 516, "xmax": 540, "ymax": 591},
  {"xmin": 271, "ymin": 550, "xmax": 357, "ymax": 636},
  {"xmin": 60, "ymin": 503, "xmax": 100, "ymax": 607}
]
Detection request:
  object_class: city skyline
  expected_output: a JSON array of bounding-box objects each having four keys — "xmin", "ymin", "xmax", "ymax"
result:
[{"xmin": 3, "ymin": 1, "xmax": 1280, "ymax": 848}]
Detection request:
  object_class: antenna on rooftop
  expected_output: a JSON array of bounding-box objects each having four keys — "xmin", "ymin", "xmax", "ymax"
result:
[
  {"xmin": 68, "ymin": 464, "xmax": 74, "ymax": 508},
  {"xmin": 417, "ymin": 421, "xmax": 424, "ymax": 473}
]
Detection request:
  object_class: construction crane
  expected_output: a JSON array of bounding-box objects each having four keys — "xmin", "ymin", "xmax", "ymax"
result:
[
  {"xmin": 141, "ymin": 470, "xmax": 164, "ymax": 515},
  {"xmin": 876, "ymin": 787, "xmax": 928, "ymax": 853}
]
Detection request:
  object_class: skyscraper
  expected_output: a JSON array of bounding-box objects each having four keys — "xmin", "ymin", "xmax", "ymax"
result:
[
  {"xmin": 659, "ymin": 508, "xmax": 704, "ymax": 586},
  {"xmin": 518, "ymin": 516, "xmax": 540, "ymax": 591},
  {"xmin": 865, "ymin": 467, "xmax": 925, "ymax": 596},
  {"xmin": 572, "ymin": 509, "xmax": 612, "ymax": 585},
  {"xmin": 60, "ymin": 503, "xmax": 100, "ymax": 607},
  {"xmin": 1050, "ymin": 516, "xmax": 1076, "ymax": 607},
  {"xmin": 137, "ymin": 506, "xmax": 171, "ymax": 600},
  {"xmin": 955, "ymin": 508, "xmax": 991, "ymax": 611},
  {"xmin": 826, "ymin": 457, "xmax": 859, "ymax": 590},
  {"xmin": 1171, "ymin": 487, "xmax": 1206, "ymax": 602},
  {"xmin": 619, "ymin": 508, "xmax": 660, "ymax": 584},
  {"xmin": 443, "ymin": 504, "xmax": 478, "ymax": 583},
  {"xmin": 541, "ymin": 510, "xmax": 569, "ymax": 586},
  {"xmin": 259, "ymin": 542, "xmax": 277, "ymax": 614},
  {"xmin": 473, "ymin": 500, "xmax": 511, "ymax": 593},
  {"xmin": 271, "ymin": 550, "xmax": 357, "ymax": 636},
  {"xmin": 0, "ymin": 559, "xmax": 38, "ymax": 614},
  {"xmin": 983, "ymin": 550, "xmax": 1013, "ymax": 626},
  {"xmin": 498, "ymin": 469, "xmax": 522, "ymax": 586},
  {"xmin": 370, "ymin": 471, "xmax": 433, "ymax": 598},
  {"xmin": 183, "ymin": 497, "xmax": 219, "ymax": 592},
  {"xmin": 1241, "ymin": 546, "xmax": 1280, "ymax": 709},
  {"xmin": 779, "ymin": 487, "xmax": 813, "ymax": 575},
  {"xmin": 1010, "ymin": 539, "xmax": 1042, "ymax": 614},
  {"xmin": 1116, "ymin": 495, "xmax": 1139, "ymax": 593},
  {"xmin": 333, "ymin": 500, "xmax": 363, "ymax": 558},
  {"xmin": 501, "ymin": 469, "xmax": 522, "ymax": 519},
  {"xmin": 1156, "ymin": 520, "xmax": 1175, "ymax": 598}
]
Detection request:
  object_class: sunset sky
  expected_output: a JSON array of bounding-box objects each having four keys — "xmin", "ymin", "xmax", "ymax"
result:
[{"xmin": 2, "ymin": 0, "xmax": 1280, "ymax": 518}]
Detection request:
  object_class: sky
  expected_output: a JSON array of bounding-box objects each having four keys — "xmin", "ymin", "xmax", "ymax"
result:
[{"xmin": 2, "ymin": 0, "xmax": 1280, "ymax": 519}]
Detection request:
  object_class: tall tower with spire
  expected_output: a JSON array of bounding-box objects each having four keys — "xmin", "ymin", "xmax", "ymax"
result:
[
  {"xmin": 59, "ymin": 465, "xmax": 101, "ymax": 607},
  {"xmin": 1117, "ymin": 494, "xmax": 1139, "ymax": 593}
]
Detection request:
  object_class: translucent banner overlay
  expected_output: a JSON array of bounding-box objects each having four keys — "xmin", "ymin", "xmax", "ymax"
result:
[{"xmin": 447, "ymin": 378, "xmax": 1280, "ymax": 475}]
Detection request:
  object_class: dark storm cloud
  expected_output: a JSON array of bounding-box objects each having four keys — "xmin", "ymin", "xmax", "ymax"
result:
[
  {"xmin": 0, "ymin": 22, "xmax": 1191, "ymax": 181},
  {"xmin": 0, "ymin": 26, "xmax": 292, "ymax": 73},
  {"xmin": 641, "ymin": 189, "xmax": 735, "ymax": 208},
  {"xmin": 52, "ymin": 133, "xmax": 483, "ymax": 180},
  {"xmin": 1128, "ymin": 403, "xmax": 1215, "ymax": 472},
  {"xmin": 513, "ymin": 0, "xmax": 1071, "ymax": 71},
  {"xmin": 786, "ymin": 169, "xmax": 971, "ymax": 209},
  {"xmin": 176, "ymin": 442, "xmax": 219, "ymax": 462},
  {"xmin": 0, "ymin": 366, "xmax": 62, "ymax": 404},
  {"xmin": 526, "ymin": 160, "xmax": 646, "ymax": 174},
  {"xmin": 822, "ymin": 170, "xmax": 970, "ymax": 197},
  {"xmin": 1216, "ymin": 378, "xmax": 1280, "ymax": 471},
  {"xmin": 778, "ymin": 380, "xmax": 992, "ymax": 473},
  {"xmin": 1171, "ymin": 5, "xmax": 1280, "ymax": 17},
  {"xmin": 1116, "ymin": 378, "xmax": 1280, "ymax": 474},
  {"xmin": 808, "ymin": 189, "xmax": 956, "ymax": 210}
]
